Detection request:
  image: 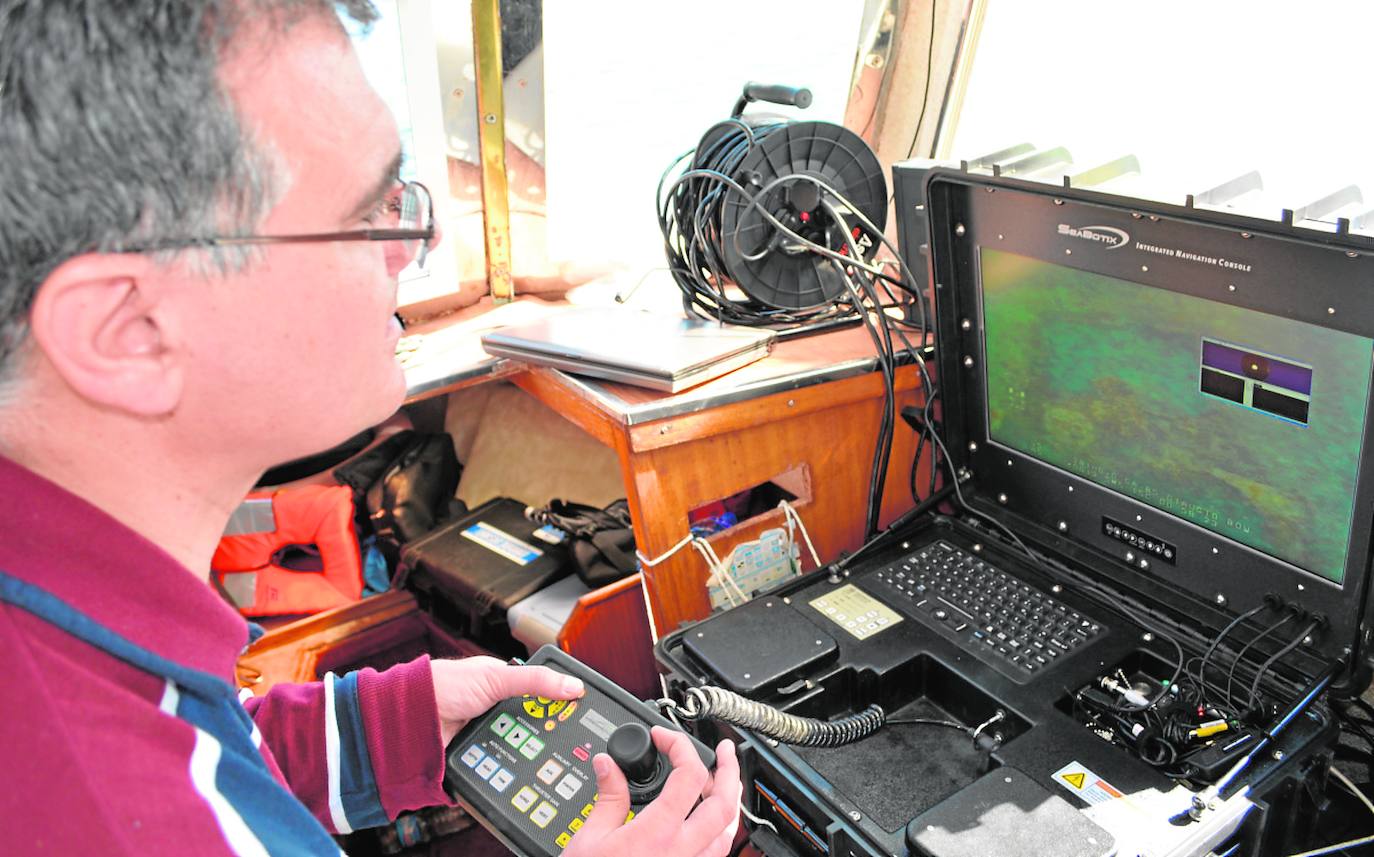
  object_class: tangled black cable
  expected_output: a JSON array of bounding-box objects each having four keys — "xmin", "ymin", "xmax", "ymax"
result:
[
  {"xmin": 1195, "ymin": 602, "xmax": 1270, "ymax": 697},
  {"xmin": 656, "ymin": 121, "xmax": 855, "ymax": 332},
  {"xmin": 656, "ymin": 153, "xmax": 938, "ymax": 536},
  {"xmin": 1223, "ymin": 609, "xmax": 1299, "ymax": 709},
  {"xmin": 1246, "ymin": 618, "xmax": 1323, "ymax": 711}
]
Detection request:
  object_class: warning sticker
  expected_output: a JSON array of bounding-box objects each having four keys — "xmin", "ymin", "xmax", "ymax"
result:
[
  {"xmin": 1052, "ymin": 761, "xmax": 1126, "ymax": 806},
  {"xmin": 461, "ymin": 522, "xmax": 544, "ymax": 565}
]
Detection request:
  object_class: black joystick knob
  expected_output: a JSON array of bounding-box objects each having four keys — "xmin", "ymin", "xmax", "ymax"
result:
[{"xmin": 607, "ymin": 722, "xmax": 658, "ymax": 784}]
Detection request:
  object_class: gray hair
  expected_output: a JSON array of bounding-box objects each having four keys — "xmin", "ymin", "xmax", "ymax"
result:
[{"xmin": 0, "ymin": 0, "xmax": 378, "ymax": 403}]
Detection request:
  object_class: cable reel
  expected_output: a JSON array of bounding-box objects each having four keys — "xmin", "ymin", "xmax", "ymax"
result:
[{"xmin": 661, "ymin": 82, "xmax": 889, "ymax": 325}]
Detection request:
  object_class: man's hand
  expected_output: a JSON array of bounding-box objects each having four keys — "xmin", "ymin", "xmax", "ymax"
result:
[
  {"xmin": 563, "ymin": 727, "xmax": 743, "ymax": 857},
  {"xmin": 430, "ymin": 657, "xmax": 585, "ymax": 746}
]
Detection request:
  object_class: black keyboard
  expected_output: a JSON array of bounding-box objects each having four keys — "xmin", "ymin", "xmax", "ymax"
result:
[{"xmin": 871, "ymin": 540, "xmax": 1105, "ymax": 681}]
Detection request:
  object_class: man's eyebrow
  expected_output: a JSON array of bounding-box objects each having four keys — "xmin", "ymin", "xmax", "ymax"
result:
[{"xmin": 346, "ymin": 149, "xmax": 405, "ymax": 222}]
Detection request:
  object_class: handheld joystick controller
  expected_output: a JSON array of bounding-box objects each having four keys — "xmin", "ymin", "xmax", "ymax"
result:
[
  {"xmin": 443, "ymin": 646, "xmax": 715, "ymax": 857},
  {"xmin": 607, "ymin": 722, "xmax": 670, "ymax": 802}
]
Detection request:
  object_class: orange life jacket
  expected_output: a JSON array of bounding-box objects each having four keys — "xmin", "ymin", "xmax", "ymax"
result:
[{"xmin": 212, "ymin": 484, "xmax": 364, "ymax": 617}]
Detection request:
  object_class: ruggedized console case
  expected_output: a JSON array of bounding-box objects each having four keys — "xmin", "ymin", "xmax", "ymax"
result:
[{"xmin": 656, "ymin": 167, "xmax": 1374, "ymax": 857}]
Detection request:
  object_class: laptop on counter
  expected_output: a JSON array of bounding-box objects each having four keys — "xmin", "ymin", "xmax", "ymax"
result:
[{"xmin": 480, "ymin": 306, "xmax": 776, "ymax": 393}]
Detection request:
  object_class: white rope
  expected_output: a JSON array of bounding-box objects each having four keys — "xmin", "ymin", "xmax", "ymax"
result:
[
  {"xmin": 716, "ymin": 544, "xmax": 749, "ymax": 604},
  {"xmin": 637, "ymin": 530, "xmax": 753, "ymax": 606},
  {"xmin": 1285, "ymin": 833, "xmax": 1374, "ymax": 857},
  {"xmin": 740, "ymin": 801, "xmax": 779, "ymax": 835},
  {"xmin": 635, "ymin": 532, "xmax": 696, "ymax": 567},
  {"xmin": 693, "ymin": 538, "xmax": 749, "ymax": 606},
  {"xmin": 1331, "ymin": 765, "xmax": 1374, "ymax": 818},
  {"xmin": 778, "ymin": 500, "xmax": 822, "ymax": 570},
  {"xmin": 691, "ymin": 539, "xmax": 736, "ymax": 607},
  {"xmin": 637, "ymin": 503, "xmax": 823, "ymax": 610}
]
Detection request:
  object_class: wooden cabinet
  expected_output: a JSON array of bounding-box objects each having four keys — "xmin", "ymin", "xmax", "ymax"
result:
[{"xmin": 512, "ymin": 324, "xmax": 931, "ymax": 648}]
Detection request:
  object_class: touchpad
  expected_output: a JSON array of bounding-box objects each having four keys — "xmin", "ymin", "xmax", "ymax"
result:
[{"xmin": 682, "ymin": 595, "xmax": 838, "ymax": 696}]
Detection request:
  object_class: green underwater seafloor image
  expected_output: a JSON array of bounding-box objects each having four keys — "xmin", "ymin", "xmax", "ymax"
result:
[{"xmin": 980, "ymin": 248, "xmax": 1372, "ymax": 584}]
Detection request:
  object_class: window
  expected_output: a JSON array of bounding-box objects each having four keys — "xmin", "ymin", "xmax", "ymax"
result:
[{"xmin": 942, "ymin": 0, "xmax": 1374, "ymax": 224}]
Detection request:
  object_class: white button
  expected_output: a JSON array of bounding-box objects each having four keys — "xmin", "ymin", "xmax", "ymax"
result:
[
  {"xmin": 865, "ymin": 622, "xmax": 878, "ymax": 631},
  {"xmin": 537, "ymin": 759, "xmax": 564, "ymax": 785},
  {"xmin": 845, "ymin": 621, "xmax": 856, "ymax": 628},
  {"xmin": 476, "ymin": 757, "xmax": 501, "ymax": 780},
  {"xmin": 531, "ymin": 801, "xmax": 558, "ymax": 828},
  {"xmin": 876, "ymin": 617, "xmax": 888, "ymax": 625},
  {"xmin": 836, "ymin": 613, "xmax": 847, "ymax": 621},
  {"xmin": 461, "ymin": 745, "xmax": 485, "ymax": 767},
  {"xmin": 490, "ymin": 769, "xmax": 514, "ymax": 792},
  {"xmin": 556, "ymin": 774, "xmax": 583, "ymax": 800},
  {"xmin": 825, "ymin": 607, "xmax": 836, "ymax": 614},
  {"xmin": 512, "ymin": 786, "xmax": 538, "ymax": 812}
]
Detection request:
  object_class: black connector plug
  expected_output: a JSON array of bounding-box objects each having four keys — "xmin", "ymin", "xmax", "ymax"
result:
[{"xmin": 900, "ymin": 404, "xmax": 927, "ymax": 432}]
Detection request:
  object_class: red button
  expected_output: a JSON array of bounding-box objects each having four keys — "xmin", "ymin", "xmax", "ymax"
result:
[{"xmin": 573, "ymin": 746, "xmax": 590, "ymax": 762}]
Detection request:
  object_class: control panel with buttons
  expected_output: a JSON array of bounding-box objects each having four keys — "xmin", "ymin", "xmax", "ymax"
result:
[{"xmin": 444, "ymin": 645, "xmax": 715, "ymax": 857}]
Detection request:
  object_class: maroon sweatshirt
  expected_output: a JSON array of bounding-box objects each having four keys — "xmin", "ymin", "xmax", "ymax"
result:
[{"xmin": 0, "ymin": 454, "xmax": 452, "ymax": 853}]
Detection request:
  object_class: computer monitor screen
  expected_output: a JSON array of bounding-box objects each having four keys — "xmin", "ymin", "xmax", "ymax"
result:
[{"xmin": 979, "ymin": 247, "xmax": 1373, "ymax": 584}]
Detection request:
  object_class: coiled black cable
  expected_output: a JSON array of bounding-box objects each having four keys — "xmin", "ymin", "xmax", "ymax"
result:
[
  {"xmin": 656, "ymin": 121, "xmax": 854, "ymax": 332},
  {"xmin": 677, "ymin": 686, "xmax": 886, "ymax": 748},
  {"xmin": 671, "ymin": 684, "xmax": 1001, "ymax": 750}
]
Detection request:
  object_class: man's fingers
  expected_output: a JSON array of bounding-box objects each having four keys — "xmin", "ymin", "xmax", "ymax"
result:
[
  {"xmin": 574, "ymin": 754, "xmax": 632, "ymax": 840},
  {"xmin": 700, "ymin": 739, "xmax": 738, "ymax": 798},
  {"xmin": 636, "ymin": 727, "xmax": 712, "ymax": 827},
  {"xmin": 693, "ymin": 824, "xmax": 738, "ymax": 857},
  {"xmin": 480, "ymin": 663, "xmax": 584, "ymax": 704},
  {"xmin": 682, "ymin": 739, "xmax": 742, "ymax": 851}
]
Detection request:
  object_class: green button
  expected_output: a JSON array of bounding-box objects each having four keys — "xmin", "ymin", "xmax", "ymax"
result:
[
  {"xmin": 491, "ymin": 713, "xmax": 516, "ymax": 737},
  {"xmin": 506, "ymin": 725, "xmax": 532, "ymax": 748},
  {"xmin": 520, "ymin": 736, "xmax": 545, "ymax": 760}
]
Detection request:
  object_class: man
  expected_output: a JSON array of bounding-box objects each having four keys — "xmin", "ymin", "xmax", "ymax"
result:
[{"xmin": 0, "ymin": 1, "xmax": 741, "ymax": 854}]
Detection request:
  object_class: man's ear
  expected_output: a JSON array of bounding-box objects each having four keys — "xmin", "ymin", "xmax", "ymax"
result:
[{"xmin": 27, "ymin": 255, "xmax": 182, "ymax": 416}]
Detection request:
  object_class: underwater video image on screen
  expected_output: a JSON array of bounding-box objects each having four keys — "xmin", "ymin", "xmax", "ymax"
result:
[{"xmin": 981, "ymin": 248, "xmax": 1372, "ymax": 584}]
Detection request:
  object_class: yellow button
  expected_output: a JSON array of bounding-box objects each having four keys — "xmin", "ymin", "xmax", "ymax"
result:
[
  {"xmin": 537, "ymin": 696, "xmax": 552, "ymax": 705},
  {"xmin": 625, "ymin": 811, "xmax": 635, "ymax": 823},
  {"xmin": 523, "ymin": 700, "xmax": 545, "ymax": 717},
  {"xmin": 569, "ymin": 818, "xmax": 584, "ymax": 831},
  {"xmin": 547, "ymin": 699, "xmax": 567, "ymax": 716},
  {"xmin": 581, "ymin": 803, "xmax": 594, "ymax": 818},
  {"xmin": 556, "ymin": 833, "xmax": 572, "ymax": 847}
]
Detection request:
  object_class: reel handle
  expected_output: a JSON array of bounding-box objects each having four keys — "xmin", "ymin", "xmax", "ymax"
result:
[{"xmin": 733, "ymin": 82, "xmax": 812, "ymax": 117}]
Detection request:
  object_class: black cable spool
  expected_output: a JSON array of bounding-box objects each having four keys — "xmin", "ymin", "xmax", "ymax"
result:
[
  {"xmin": 662, "ymin": 83, "xmax": 890, "ymax": 325},
  {"xmin": 658, "ymin": 83, "xmax": 922, "ymax": 538},
  {"xmin": 715, "ymin": 120, "xmax": 887, "ymax": 310}
]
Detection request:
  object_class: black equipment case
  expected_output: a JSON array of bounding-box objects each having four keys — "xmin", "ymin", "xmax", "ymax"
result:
[
  {"xmin": 396, "ymin": 497, "xmax": 571, "ymax": 648},
  {"xmin": 656, "ymin": 167, "xmax": 1374, "ymax": 857}
]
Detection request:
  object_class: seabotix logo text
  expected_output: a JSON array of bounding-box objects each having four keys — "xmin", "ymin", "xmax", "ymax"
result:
[{"xmin": 1057, "ymin": 223, "xmax": 1130, "ymax": 249}]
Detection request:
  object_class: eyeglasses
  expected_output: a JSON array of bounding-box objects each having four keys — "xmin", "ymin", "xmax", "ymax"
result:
[{"xmin": 116, "ymin": 181, "xmax": 436, "ymax": 268}]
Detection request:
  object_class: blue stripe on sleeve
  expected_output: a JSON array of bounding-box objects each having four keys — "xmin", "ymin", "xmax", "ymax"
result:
[
  {"xmin": 180, "ymin": 689, "xmax": 341, "ymax": 855},
  {"xmin": 332, "ymin": 672, "xmax": 389, "ymax": 830}
]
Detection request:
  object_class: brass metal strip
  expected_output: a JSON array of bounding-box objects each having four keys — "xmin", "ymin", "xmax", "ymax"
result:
[{"xmin": 471, "ymin": 0, "xmax": 514, "ymax": 303}]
